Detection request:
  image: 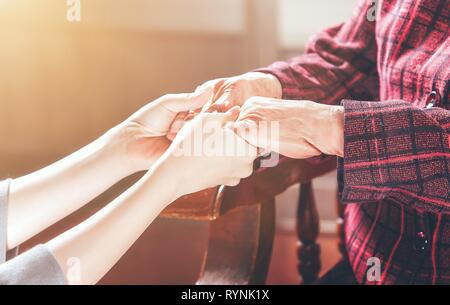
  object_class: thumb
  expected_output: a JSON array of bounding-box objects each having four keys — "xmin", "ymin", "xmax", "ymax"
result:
[
  {"xmin": 231, "ymin": 120, "xmax": 270, "ymax": 157},
  {"xmin": 215, "ymin": 105, "xmax": 241, "ymax": 125},
  {"xmin": 224, "ymin": 105, "xmax": 241, "ymax": 121},
  {"xmin": 162, "ymin": 89, "xmax": 212, "ymax": 113},
  {"xmin": 213, "ymin": 94, "xmax": 234, "ymax": 112},
  {"xmin": 185, "ymin": 88, "xmax": 213, "ymax": 111}
]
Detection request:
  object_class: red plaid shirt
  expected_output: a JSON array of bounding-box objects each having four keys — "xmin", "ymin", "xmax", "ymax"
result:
[{"xmin": 258, "ymin": 0, "xmax": 450, "ymax": 284}]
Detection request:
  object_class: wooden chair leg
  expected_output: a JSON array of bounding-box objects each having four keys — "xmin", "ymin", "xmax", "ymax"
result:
[
  {"xmin": 197, "ymin": 198, "xmax": 275, "ymax": 285},
  {"xmin": 297, "ymin": 182, "xmax": 321, "ymax": 284}
]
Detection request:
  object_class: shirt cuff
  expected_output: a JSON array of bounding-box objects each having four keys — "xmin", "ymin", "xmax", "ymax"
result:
[
  {"xmin": 340, "ymin": 99, "xmax": 409, "ymax": 203},
  {"xmin": 0, "ymin": 244, "xmax": 66, "ymax": 285}
]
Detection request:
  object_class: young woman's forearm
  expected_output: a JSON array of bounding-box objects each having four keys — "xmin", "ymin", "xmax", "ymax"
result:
[
  {"xmin": 5, "ymin": 93, "xmax": 211, "ymax": 250},
  {"xmin": 45, "ymin": 110, "xmax": 257, "ymax": 285},
  {"xmin": 7, "ymin": 126, "xmax": 134, "ymax": 249},
  {"xmin": 46, "ymin": 160, "xmax": 178, "ymax": 285}
]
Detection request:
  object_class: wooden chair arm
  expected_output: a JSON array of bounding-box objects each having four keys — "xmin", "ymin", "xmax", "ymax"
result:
[{"xmin": 160, "ymin": 157, "xmax": 337, "ymax": 221}]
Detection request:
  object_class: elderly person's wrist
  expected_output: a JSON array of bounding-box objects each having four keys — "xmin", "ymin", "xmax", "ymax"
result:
[
  {"xmin": 328, "ymin": 105, "xmax": 344, "ymax": 157},
  {"xmin": 305, "ymin": 103, "xmax": 344, "ymax": 157}
]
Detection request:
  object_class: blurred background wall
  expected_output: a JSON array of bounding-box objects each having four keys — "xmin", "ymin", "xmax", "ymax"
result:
[{"xmin": 0, "ymin": 0, "xmax": 355, "ymax": 284}]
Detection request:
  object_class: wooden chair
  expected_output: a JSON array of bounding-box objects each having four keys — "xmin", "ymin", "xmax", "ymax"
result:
[{"xmin": 161, "ymin": 156, "xmax": 340, "ymax": 284}]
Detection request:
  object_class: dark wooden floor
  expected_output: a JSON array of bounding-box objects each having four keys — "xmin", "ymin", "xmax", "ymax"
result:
[{"xmin": 267, "ymin": 230, "xmax": 341, "ymax": 284}]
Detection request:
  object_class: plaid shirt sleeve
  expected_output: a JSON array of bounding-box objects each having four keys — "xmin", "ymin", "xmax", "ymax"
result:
[
  {"xmin": 256, "ymin": 0, "xmax": 379, "ymax": 104},
  {"xmin": 341, "ymin": 100, "xmax": 450, "ymax": 213}
]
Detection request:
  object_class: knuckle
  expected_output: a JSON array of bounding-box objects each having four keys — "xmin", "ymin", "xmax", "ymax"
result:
[
  {"xmin": 235, "ymin": 163, "xmax": 254, "ymax": 179},
  {"xmin": 164, "ymin": 93, "xmax": 186, "ymax": 101},
  {"xmin": 192, "ymin": 113, "xmax": 210, "ymax": 126},
  {"xmin": 242, "ymin": 166, "xmax": 254, "ymax": 178},
  {"xmin": 242, "ymin": 99, "xmax": 264, "ymax": 114},
  {"xmin": 245, "ymin": 96, "xmax": 260, "ymax": 105},
  {"xmin": 226, "ymin": 179, "xmax": 241, "ymax": 187},
  {"xmin": 233, "ymin": 77, "xmax": 246, "ymax": 86},
  {"xmin": 198, "ymin": 112, "xmax": 214, "ymax": 120}
]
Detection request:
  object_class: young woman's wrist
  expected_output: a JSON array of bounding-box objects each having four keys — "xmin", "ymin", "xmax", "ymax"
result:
[
  {"xmin": 100, "ymin": 124, "xmax": 143, "ymax": 177},
  {"xmin": 142, "ymin": 154, "xmax": 185, "ymax": 205}
]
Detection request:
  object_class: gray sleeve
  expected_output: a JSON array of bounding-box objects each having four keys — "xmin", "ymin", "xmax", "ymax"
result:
[
  {"xmin": 0, "ymin": 179, "xmax": 11, "ymax": 263},
  {"xmin": 0, "ymin": 245, "xmax": 66, "ymax": 285},
  {"xmin": 0, "ymin": 179, "xmax": 66, "ymax": 285}
]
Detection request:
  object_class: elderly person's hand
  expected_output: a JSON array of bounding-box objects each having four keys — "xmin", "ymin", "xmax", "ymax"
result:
[
  {"xmin": 198, "ymin": 72, "xmax": 282, "ymax": 112},
  {"xmin": 231, "ymin": 97, "xmax": 344, "ymax": 159},
  {"xmin": 166, "ymin": 72, "xmax": 282, "ymax": 140}
]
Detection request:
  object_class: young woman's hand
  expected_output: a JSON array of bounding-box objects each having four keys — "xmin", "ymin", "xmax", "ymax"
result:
[
  {"xmin": 159, "ymin": 107, "xmax": 258, "ymax": 198},
  {"xmin": 7, "ymin": 91, "xmax": 211, "ymax": 249},
  {"xmin": 113, "ymin": 90, "xmax": 211, "ymax": 173}
]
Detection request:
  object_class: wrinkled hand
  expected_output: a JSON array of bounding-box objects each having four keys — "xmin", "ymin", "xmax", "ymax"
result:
[
  {"xmin": 166, "ymin": 72, "xmax": 282, "ymax": 141},
  {"xmin": 161, "ymin": 107, "xmax": 258, "ymax": 197},
  {"xmin": 231, "ymin": 97, "xmax": 344, "ymax": 159},
  {"xmin": 200, "ymin": 72, "xmax": 282, "ymax": 112},
  {"xmin": 114, "ymin": 90, "xmax": 211, "ymax": 173}
]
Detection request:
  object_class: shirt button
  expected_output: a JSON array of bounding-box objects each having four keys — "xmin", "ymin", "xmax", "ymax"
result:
[
  {"xmin": 425, "ymin": 91, "xmax": 441, "ymax": 108},
  {"xmin": 414, "ymin": 231, "xmax": 429, "ymax": 252}
]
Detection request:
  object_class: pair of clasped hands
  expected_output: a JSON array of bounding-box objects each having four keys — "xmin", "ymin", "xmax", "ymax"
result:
[
  {"xmin": 124, "ymin": 72, "xmax": 343, "ymax": 198},
  {"xmin": 6, "ymin": 72, "xmax": 344, "ymax": 285}
]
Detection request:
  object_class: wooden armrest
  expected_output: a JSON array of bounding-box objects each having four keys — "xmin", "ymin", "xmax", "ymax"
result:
[{"xmin": 160, "ymin": 187, "xmax": 223, "ymax": 221}]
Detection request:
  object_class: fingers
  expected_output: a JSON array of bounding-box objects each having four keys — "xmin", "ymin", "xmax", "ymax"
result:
[
  {"xmin": 179, "ymin": 110, "xmax": 258, "ymax": 162},
  {"xmin": 223, "ymin": 178, "xmax": 241, "ymax": 187},
  {"xmin": 223, "ymin": 105, "xmax": 241, "ymax": 122},
  {"xmin": 164, "ymin": 88, "xmax": 217, "ymax": 140},
  {"xmin": 239, "ymin": 96, "xmax": 273, "ymax": 114},
  {"xmin": 210, "ymin": 93, "xmax": 234, "ymax": 113},
  {"xmin": 230, "ymin": 119, "xmax": 262, "ymax": 149},
  {"xmin": 166, "ymin": 111, "xmax": 190, "ymax": 141},
  {"xmin": 203, "ymin": 95, "xmax": 229, "ymax": 113},
  {"xmin": 198, "ymin": 78, "xmax": 227, "ymax": 113},
  {"xmin": 230, "ymin": 97, "xmax": 278, "ymax": 152},
  {"xmin": 222, "ymin": 154, "xmax": 255, "ymax": 187},
  {"xmin": 203, "ymin": 80, "xmax": 237, "ymax": 113},
  {"xmin": 200, "ymin": 105, "xmax": 241, "ymax": 125},
  {"xmin": 203, "ymin": 103, "xmax": 220, "ymax": 113},
  {"xmin": 208, "ymin": 96, "xmax": 274, "ymax": 150},
  {"xmin": 161, "ymin": 89, "xmax": 213, "ymax": 113},
  {"xmin": 196, "ymin": 78, "xmax": 225, "ymax": 95},
  {"xmin": 235, "ymin": 162, "xmax": 255, "ymax": 179}
]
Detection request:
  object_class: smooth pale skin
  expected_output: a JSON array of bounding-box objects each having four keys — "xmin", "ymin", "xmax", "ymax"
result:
[
  {"xmin": 8, "ymin": 91, "xmax": 211, "ymax": 249},
  {"xmin": 8, "ymin": 92, "xmax": 256, "ymax": 285},
  {"xmin": 169, "ymin": 72, "xmax": 344, "ymax": 158}
]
